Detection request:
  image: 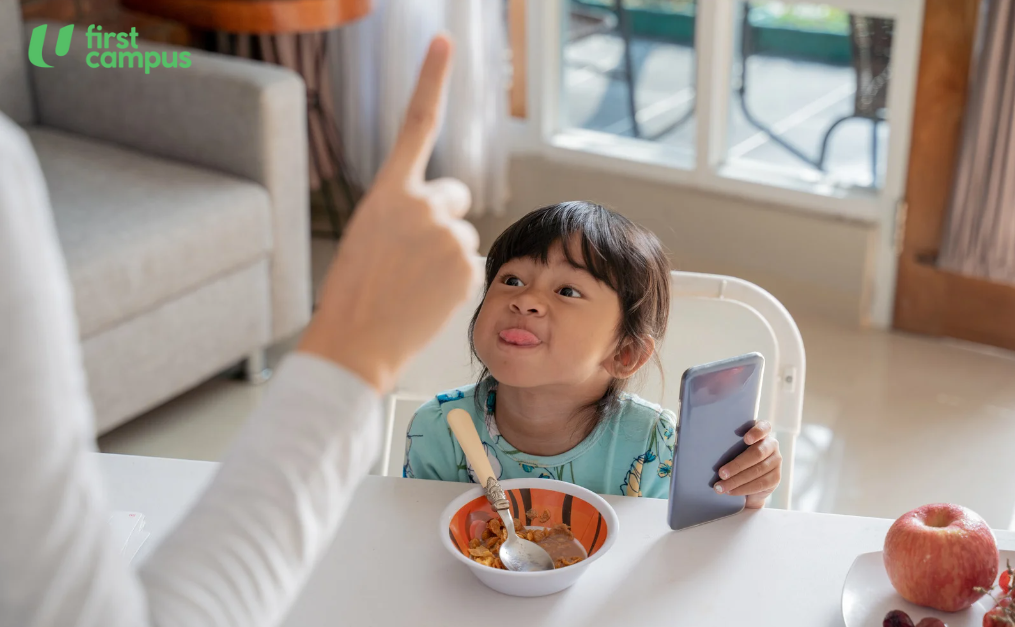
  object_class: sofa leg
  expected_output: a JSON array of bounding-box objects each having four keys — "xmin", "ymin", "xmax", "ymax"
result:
[{"xmin": 244, "ymin": 349, "xmax": 272, "ymax": 385}]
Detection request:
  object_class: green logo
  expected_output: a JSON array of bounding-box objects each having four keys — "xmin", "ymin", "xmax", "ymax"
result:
[
  {"xmin": 28, "ymin": 24, "xmax": 74, "ymax": 68},
  {"xmin": 28, "ymin": 24, "xmax": 191, "ymax": 74}
]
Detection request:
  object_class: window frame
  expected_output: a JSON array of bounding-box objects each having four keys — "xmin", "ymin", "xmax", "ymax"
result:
[{"xmin": 508, "ymin": 0, "xmax": 927, "ymax": 327}]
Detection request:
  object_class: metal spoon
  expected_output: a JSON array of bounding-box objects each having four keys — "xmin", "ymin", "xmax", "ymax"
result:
[{"xmin": 447, "ymin": 409, "xmax": 555, "ymax": 572}]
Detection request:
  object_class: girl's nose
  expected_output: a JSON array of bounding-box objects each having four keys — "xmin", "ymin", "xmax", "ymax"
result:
[{"xmin": 510, "ymin": 291, "xmax": 546, "ymax": 315}]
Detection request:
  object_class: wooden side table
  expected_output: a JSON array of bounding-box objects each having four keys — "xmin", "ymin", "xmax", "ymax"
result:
[
  {"xmin": 120, "ymin": 0, "xmax": 370, "ymax": 34},
  {"xmin": 122, "ymin": 0, "xmax": 373, "ymax": 237},
  {"xmin": 21, "ymin": 0, "xmax": 191, "ymax": 45}
]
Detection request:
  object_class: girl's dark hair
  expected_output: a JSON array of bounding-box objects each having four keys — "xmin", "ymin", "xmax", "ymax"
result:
[{"xmin": 468, "ymin": 200, "xmax": 671, "ymax": 438}]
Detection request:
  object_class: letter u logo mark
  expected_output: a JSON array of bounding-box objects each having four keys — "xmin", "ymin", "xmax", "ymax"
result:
[{"xmin": 28, "ymin": 24, "xmax": 74, "ymax": 68}]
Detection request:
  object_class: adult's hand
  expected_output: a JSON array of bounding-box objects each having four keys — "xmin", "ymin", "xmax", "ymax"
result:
[{"xmin": 299, "ymin": 35, "xmax": 480, "ymax": 392}]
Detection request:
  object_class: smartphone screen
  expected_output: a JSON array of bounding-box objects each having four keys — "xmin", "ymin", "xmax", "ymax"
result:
[{"xmin": 667, "ymin": 354, "xmax": 764, "ymax": 531}]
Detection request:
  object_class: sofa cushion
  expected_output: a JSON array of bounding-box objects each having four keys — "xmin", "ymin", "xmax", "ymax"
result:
[{"xmin": 28, "ymin": 127, "xmax": 273, "ymax": 338}]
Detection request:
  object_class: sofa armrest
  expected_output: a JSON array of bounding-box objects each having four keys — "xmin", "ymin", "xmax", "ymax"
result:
[{"xmin": 28, "ymin": 23, "xmax": 311, "ymax": 340}]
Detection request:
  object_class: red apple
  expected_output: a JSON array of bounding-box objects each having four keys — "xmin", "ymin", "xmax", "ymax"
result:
[{"xmin": 884, "ymin": 503, "xmax": 998, "ymax": 612}]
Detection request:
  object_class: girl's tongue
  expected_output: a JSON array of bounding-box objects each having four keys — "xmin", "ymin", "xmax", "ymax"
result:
[{"xmin": 499, "ymin": 328, "xmax": 541, "ymax": 347}]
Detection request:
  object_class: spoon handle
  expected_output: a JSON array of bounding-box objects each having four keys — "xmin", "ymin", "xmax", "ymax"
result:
[{"xmin": 447, "ymin": 409, "xmax": 508, "ymax": 510}]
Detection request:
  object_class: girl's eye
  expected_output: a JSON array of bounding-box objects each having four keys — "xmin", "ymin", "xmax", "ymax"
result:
[
  {"xmin": 558, "ymin": 286, "xmax": 582, "ymax": 298},
  {"xmin": 504, "ymin": 276, "xmax": 524, "ymax": 287}
]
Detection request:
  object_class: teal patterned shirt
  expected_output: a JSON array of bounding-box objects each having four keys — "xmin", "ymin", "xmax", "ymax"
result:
[{"xmin": 402, "ymin": 380, "xmax": 677, "ymax": 498}]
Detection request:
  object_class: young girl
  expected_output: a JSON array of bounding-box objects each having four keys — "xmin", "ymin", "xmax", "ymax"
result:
[{"xmin": 403, "ymin": 201, "xmax": 782, "ymax": 503}]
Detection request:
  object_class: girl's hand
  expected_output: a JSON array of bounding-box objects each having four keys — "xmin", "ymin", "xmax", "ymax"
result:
[
  {"xmin": 713, "ymin": 421, "xmax": 782, "ymax": 509},
  {"xmin": 299, "ymin": 35, "xmax": 481, "ymax": 392}
]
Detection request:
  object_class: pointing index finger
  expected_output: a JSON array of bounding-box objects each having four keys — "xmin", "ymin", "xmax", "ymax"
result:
[{"xmin": 378, "ymin": 35, "xmax": 454, "ymax": 185}]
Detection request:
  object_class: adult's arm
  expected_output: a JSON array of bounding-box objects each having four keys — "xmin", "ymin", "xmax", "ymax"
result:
[{"xmin": 0, "ymin": 35, "xmax": 477, "ymax": 627}]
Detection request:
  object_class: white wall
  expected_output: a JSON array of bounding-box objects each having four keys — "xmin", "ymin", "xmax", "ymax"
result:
[{"xmin": 470, "ymin": 155, "xmax": 878, "ymax": 326}]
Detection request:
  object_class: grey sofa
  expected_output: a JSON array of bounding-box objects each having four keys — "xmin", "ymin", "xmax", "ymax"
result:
[{"xmin": 1, "ymin": 1, "xmax": 311, "ymax": 433}]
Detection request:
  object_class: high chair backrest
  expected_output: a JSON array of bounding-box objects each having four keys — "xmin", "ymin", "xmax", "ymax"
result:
[{"xmin": 379, "ymin": 261, "xmax": 806, "ymax": 509}]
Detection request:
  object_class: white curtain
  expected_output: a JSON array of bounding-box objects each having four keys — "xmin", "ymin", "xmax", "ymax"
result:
[{"xmin": 332, "ymin": 0, "xmax": 509, "ymax": 217}]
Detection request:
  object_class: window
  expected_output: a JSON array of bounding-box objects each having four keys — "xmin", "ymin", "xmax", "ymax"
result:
[
  {"xmin": 727, "ymin": 3, "xmax": 894, "ymax": 190},
  {"xmin": 526, "ymin": 0, "xmax": 923, "ymax": 220},
  {"xmin": 562, "ymin": 0, "xmax": 697, "ymax": 158}
]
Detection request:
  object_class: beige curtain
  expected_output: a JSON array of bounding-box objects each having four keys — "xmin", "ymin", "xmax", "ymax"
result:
[
  {"xmin": 225, "ymin": 32, "xmax": 344, "ymax": 193},
  {"xmin": 938, "ymin": 0, "xmax": 1015, "ymax": 282}
]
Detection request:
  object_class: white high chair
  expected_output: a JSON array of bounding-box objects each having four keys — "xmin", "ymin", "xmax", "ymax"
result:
[{"xmin": 375, "ymin": 262, "xmax": 806, "ymax": 510}]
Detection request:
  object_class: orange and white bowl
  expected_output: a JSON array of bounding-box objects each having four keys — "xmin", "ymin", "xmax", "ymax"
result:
[{"xmin": 439, "ymin": 478, "xmax": 620, "ymax": 597}]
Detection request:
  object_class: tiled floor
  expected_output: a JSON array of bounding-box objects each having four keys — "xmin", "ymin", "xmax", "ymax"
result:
[
  {"xmin": 790, "ymin": 318, "xmax": 1015, "ymax": 528},
  {"xmin": 98, "ymin": 240, "xmax": 1015, "ymax": 529}
]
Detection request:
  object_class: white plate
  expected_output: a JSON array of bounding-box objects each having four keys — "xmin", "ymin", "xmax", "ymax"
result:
[{"xmin": 842, "ymin": 551, "xmax": 1014, "ymax": 627}]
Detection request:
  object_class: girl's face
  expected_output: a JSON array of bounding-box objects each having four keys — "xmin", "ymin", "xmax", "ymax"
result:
[{"xmin": 473, "ymin": 242, "xmax": 624, "ymax": 390}]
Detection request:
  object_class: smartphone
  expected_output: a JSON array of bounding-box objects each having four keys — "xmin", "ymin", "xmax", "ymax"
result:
[{"xmin": 667, "ymin": 353, "xmax": 765, "ymax": 531}]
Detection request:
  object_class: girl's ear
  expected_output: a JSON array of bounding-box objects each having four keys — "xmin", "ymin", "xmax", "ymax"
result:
[{"xmin": 604, "ymin": 335, "xmax": 656, "ymax": 380}]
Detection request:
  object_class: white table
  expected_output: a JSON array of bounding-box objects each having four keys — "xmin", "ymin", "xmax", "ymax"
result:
[{"xmin": 97, "ymin": 453, "xmax": 1015, "ymax": 626}]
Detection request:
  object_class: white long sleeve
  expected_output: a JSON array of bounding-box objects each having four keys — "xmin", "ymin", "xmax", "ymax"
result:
[{"xmin": 0, "ymin": 116, "xmax": 382, "ymax": 627}]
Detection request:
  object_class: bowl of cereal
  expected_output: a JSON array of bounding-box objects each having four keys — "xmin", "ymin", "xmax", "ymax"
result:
[{"xmin": 440, "ymin": 478, "xmax": 619, "ymax": 597}]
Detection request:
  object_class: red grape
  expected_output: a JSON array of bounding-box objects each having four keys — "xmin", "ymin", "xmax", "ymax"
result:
[
  {"xmin": 984, "ymin": 607, "xmax": 1009, "ymax": 627},
  {"xmin": 1002, "ymin": 570, "xmax": 1012, "ymax": 595},
  {"xmin": 915, "ymin": 618, "xmax": 945, "ymax": 627},
  {"xmin": 884, "ymin": 610, "xmax": 915, "ymax": 627}
]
